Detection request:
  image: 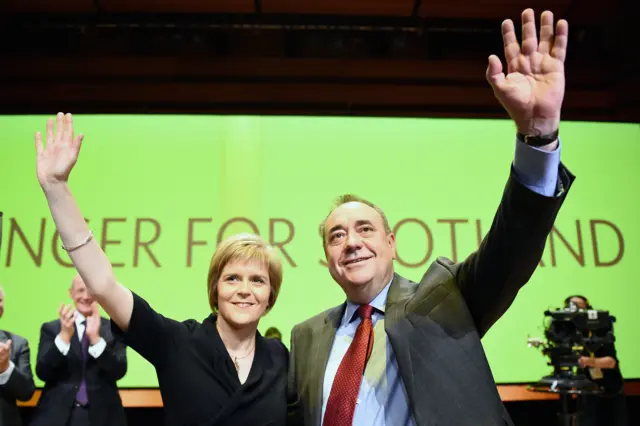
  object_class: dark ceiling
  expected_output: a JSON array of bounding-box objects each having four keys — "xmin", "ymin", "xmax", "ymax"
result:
[{"xmin": 0, "ymin": 0, "xmax": 636, "ymax": 122}]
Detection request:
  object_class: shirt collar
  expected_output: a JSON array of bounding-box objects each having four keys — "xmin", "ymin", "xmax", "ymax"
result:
[
  {"xmin": 342, "ymin": 276, "xmax": 394, "ymax": 326},
  {"xmin": 75, "ymin": 312, "xmax": 86, "ymax": 326}
]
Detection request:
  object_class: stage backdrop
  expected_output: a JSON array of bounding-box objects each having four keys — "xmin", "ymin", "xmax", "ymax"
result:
[{"xmin": 1, "ymin": 115, "xmax": 638, "ymax": 387}]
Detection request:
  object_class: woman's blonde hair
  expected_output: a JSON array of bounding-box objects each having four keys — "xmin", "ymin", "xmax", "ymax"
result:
[{"xmin": 207, "ymin": 233, "xmax": 283, "ymax": 314}]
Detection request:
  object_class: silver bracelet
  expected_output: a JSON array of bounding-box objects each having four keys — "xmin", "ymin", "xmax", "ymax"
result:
[{"xmin": 62, "ymin": 231, "xmax": 94, "ymax": 252}]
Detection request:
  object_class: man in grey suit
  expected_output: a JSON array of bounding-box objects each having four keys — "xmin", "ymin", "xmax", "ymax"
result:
[
  {"xmin": 0, "ymin": 285, "xmax": 36, "ymax": 426},
  {"xmin": 288, "ymin": 8, "xmax": 574, "ymax": 426}
]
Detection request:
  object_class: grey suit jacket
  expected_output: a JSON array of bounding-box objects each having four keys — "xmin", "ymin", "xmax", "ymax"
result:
[
  {"xmin": 0, "ymin": 331, "xmax": 36, "ymax": 426},
  {"xmin": 288, "ymin": 166, "xmax": 575, "ymax": 426}
]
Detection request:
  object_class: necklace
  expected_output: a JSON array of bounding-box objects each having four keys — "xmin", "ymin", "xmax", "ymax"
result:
[
  {"xmin": 232, "ymin": 346, "xmax": 255, "ymax": 372},
  {"xmin": 215, "ymin": 321, "xmax": 255, "ymax": 372}
]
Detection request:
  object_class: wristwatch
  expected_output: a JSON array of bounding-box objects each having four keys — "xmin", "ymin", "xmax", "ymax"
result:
[{"xmin": 517, "ymin": 129, "xmax": 559, "ymax": 147}]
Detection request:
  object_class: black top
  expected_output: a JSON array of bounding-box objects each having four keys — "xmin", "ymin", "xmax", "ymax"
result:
[
  {"xmin": 111, "ymin": 292, "xmax": 288, "ymax": 426},
  {"xmin": 585, "ymin": 342, "xmax": 625, "ymax": 397}
]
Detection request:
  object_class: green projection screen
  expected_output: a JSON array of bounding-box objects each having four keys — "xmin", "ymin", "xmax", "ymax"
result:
[{"xmin": 1, "ymin": 115, "xmax": 638, "ymax": 387}]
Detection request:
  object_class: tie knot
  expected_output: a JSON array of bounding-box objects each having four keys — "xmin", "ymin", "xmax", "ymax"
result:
[{"xmin": 358, "ymin": 304, "xmax": 374, "ymax": 320}]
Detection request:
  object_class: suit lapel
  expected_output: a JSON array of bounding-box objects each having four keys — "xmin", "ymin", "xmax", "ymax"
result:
[
  {"xmin": 70, "ymin": 322, "xmax": 83, "ymax": 360},
  {"xmin": 98, "ymin": 317, "xmax": 109, "ymax": 342},
  {"xmin": 308, "ymin": 305, "xmax": 343, "ymax": 426},
  {"xmin": 385, "ymin": 273, "xmax": 417, "ymax": 329}
]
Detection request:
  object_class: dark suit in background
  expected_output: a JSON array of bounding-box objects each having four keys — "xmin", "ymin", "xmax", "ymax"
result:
[
  {"xmin": 30, "ymin": 317, "xmax": 127, "ymax": 426},
  {"xmin": 288, "ymin": 167, "xmax": 574, "ymax": 426},
  {"xmin": 0, "ymin": 331, "xmax": 35, "ymax": 426}
]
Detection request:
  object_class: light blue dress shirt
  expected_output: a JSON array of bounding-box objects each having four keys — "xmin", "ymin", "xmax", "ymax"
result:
[{"xmin": 320, "ymin": 138, "xmax": 562, "ymax": 425}]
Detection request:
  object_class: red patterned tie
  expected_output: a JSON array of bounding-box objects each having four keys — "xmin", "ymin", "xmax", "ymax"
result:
[{"xmin": 323, "ymin": 304, "xmax": 375, "ymax": 426}]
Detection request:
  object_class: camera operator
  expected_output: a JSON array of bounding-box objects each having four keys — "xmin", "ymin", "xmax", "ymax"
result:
[{"xmin": 565, "ymin": 295, "xmax": 629, "ymax": 426}]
